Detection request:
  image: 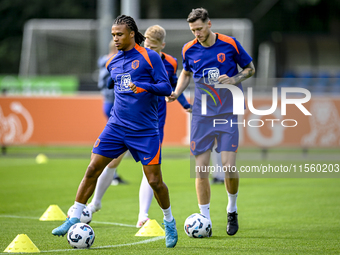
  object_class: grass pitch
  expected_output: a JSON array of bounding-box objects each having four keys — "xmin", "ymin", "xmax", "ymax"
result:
[{"xmin": 0, "ymin": 146, "xmax": 339, "ymax": 254}]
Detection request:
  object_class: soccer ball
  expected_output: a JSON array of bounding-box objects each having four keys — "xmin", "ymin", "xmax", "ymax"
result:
[
  {"xmin": 67, "ymin": 223, "xmax": 95, "ymax": 249},
  {"xmin": 184, "ymin": 213, "xmax": 212, "ymax": 238},
  {"xmin": 67, "ymin": 206, "xmax": 92, "ymax": 224}
]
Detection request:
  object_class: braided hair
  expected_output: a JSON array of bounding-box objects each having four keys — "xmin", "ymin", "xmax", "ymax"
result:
[{"xmin": 113, "ymin": 15, "xmax": 145, "ymax": 45}]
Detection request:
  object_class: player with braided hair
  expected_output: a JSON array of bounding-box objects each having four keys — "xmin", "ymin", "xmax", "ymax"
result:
[
  {"xmin": 52, "ymin": 15, "xmax": 178, "ymax": 248},
  {"xmin": 113, "ymin": 15, "xmax": 145, "ymax": 45},
  {"xmin": 88, "ymin": 24, "xmax": 191, "ymax": 230}
]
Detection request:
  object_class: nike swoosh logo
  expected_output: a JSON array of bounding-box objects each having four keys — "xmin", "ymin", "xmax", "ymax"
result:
[
  {"xmin": 144, "ymin": 157, "xmax": 151, "ymax": 160},
  {"xmin": 194, "ymin": 59, "xmax": 201, "ymax": 63},
  {"xmin": 111, "ymin": 67, "xmax": 117, "ymax": 70},
  {"xmin": 232, "ymin": 144, "xmax": 237, "ymax": 147}
]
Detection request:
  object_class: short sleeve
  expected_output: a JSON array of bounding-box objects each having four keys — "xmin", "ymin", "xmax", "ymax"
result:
[
  {"xmin": 182, "ymin": 46, "xmax": 192, "ymax": 72},
  {"xmin": 233, "ymin": 38, "xmax": 253, "ymax": 69}
]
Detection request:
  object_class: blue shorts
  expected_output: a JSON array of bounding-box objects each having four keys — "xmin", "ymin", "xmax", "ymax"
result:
[
  {"xmin": 92, "ymin": 123, "xmax": 161, "ymax": 165},
  {"xmin": 190, "ymin": 113, "xmax": 239, "ymax": 155}
]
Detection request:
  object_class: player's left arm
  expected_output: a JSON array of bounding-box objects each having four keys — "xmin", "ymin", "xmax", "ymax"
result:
[
  {"xmin": 218, "ymin": 37, "xmax": 255, "ymax": 85},
  {"xmin": 129, "ymin": 76, "xmax": 172, "ymax": 96},
  {"xmin": 129, "ymin": 52, "xmax": 172, "ymax": 96},
  {"xmin": 218, "ymin": 62, "xmax": 255, "ymax": 85}
]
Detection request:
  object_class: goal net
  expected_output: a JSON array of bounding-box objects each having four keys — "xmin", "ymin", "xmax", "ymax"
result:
[
  {"xmin": 20, "ymin": 18, "xmax": 253, "ymax": 79},
  {"xmin": 20, "ymin": 19, "xmax": 98, "ymax": 77},
  {"xmin": 17, "ymin": 18, "xmax": 253, "ymax": 147}
]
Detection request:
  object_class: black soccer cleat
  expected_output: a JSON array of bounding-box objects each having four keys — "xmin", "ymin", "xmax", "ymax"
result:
[
  {"xmin": 208, "ymin": 227, "xmax": 212, "ymax": 237},
  {"xmin": 226, "ymin": 211, "xmax": 238, "ymax": 236}
]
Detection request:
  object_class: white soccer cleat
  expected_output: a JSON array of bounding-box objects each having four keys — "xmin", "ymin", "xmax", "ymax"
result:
[
  {"xmin": 136, "ymin": 217, "xmax": 150, "ymax": 228},
  {"xmin": 87, "ymin": 202, "xmax": 101, "ymax": 214}
]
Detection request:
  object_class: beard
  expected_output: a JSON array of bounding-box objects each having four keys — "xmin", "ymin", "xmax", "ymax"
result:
[{"xmin": 197, "ymin": 33, "xmax": 210, "ymax": 44}]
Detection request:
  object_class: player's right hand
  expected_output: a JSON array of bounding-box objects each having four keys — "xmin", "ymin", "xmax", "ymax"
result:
[{"xmin": 166, "ymin": 92, "xmax": 178, "ymax": 103}]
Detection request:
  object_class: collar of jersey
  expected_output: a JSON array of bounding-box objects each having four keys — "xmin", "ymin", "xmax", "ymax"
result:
[
  {"xmin": 118, "ymin": 44, "xmax": 138, "ymax": 54},
  {"xmin": 196, "ymin": 33, "xmax": 219, "ymax": 48}
]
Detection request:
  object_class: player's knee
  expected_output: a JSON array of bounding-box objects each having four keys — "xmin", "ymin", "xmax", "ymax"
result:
[
  {"xmin": 196, "ymin": 160, "xmax": 210, "ymax": 167},
  {"xmin": 148, "ymin": 177, "xmax": 162, "ymax": 191},
  {"xmin": 85, "ymin": 164, "xmax": 102, "ymax": 180},
  {"xmin": 223, "ymin": 163, "xmax": 238, "ymax": 178},
  {"xmin": 222, "ymin": 160, "xmax": 235, "ymax": 169},
  {"xmin": 196, "ymin": 172, "xmax": 210, "ymax": 179}
]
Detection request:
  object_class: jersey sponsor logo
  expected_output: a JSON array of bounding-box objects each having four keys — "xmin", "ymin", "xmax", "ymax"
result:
[
  {"xmin": 203, "ymin": 67, "xmax": 220, "ymax": 85},
  {"xmin": 217, "ymin": 53, "xmax": 225, "ymax": 63},
  {"xmin": 199, "ymin": 68, "xmax": 223, "ymax": 110},
  {"xmin": 131, "ymin": 60, "xmax": 139, "ymax": 69},
  {"xmin": 194, "ymin": 59, "xmax": 201, "ymax": 63},
  {"xmin": 199, "ymin": 68, "xmax": 225, "ymax": 115},
  {"xmin": 116, "ymin": 73, "xmax": 132, "ymax": 91}
]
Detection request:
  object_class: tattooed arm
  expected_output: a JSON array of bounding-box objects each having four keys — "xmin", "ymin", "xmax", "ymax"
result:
[{"xmin": 218, "ymin": 62, "xmax": 255, "ymax": 85}]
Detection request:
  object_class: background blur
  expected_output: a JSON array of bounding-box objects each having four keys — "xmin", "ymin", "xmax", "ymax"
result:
[
  {"xmin": 1, "ymin": 0, "xmax": 340, "ymax": 150},
  {"xmin": 1, "ymin": 3, "xmax": 339, "ymax": 253},
  {"xmin": 1, "ymin": 0, "xmax": 340, "ymax": 75}
]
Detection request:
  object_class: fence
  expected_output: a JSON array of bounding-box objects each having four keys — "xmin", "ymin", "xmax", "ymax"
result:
[{"xmin": 1, "ymin": 95, "xmax": 340, "ymax": 148}]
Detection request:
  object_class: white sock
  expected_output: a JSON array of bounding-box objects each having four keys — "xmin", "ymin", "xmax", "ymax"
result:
[
  {"xmin": 70, "ymin": 202, "xmax": 86, "ymax": 219},
  {"xmin": 162, "ymin": 206, "xmax": 174, "ymax": 222},
  {"xmin": 211, "ymin": 150, "xmax": 224, "ymax": 180},
  {"xmin": 227, "ymin": 191, "xmax": 238, "ymax": 213},
  {"xmin": 91, "ymin": 166, "xmax": 116, "ymax": 207},
  {"xmin": 199, "ymin": 203, "xmax": 211, "ymax": 220},
  {"xmin": 138, "ymin": 171, "xmax": 153, "ymax": 221}
]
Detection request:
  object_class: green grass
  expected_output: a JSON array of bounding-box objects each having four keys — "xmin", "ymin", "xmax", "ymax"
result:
[{"xmin": 0, "ymin": 146, "xmax": 340, "ymax": 254}]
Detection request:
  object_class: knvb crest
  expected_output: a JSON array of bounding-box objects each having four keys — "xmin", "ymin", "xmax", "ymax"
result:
[
  {"xmin": 131, "ymin": 60, "xmax": 139, "ymax": 69},
  {"xmin": 116, "ymin": 73, "xmax": 132, "ymax": 91},
  {"xmin": 217, "ymin": 53, "xmax": 225, "ymax": 63}
]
